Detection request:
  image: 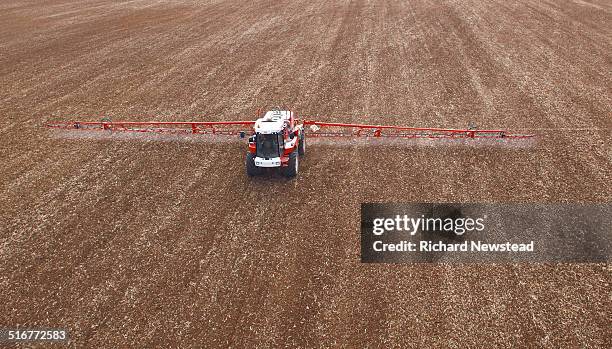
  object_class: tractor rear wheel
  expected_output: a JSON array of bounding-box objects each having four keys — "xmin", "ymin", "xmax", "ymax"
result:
[
  {"xmin": 282, "ymin": 151, "xmax": 298, "ymax": 178},
  {"xmin": 298, "ymin": 130, "xmax": 306, "ymax": 156},
  {"xmin": 246, "ymin": 153, "xmax": 262, "ymax": 177}
]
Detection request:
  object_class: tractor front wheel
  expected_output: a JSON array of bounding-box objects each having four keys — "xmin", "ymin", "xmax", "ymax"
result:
[
  {"xmin": 246, "ymin": 153, "xmax": 262, "ymax": 177},
  {"xmin": 282, "ymin": 151, "xmax": 298, "ymax": 178},
  {"xmin": 298, "ymin": 130, "xmax": 306, "ymax": 156}
]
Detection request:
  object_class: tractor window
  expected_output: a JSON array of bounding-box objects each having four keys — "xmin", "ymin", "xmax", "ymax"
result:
[{"xmin": 256, "ymin": 134, "xmax": 283, "ymax": 158}]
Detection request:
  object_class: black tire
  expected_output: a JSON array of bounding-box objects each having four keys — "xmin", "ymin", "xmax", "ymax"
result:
[
  {"xmin": 282, "ymin": 151, "xmax": 298, "ymax": 178},
  {"xmin": 246, "ymin": 153, "xmax": 262, "ymax": 177},
  {"xmin": 298, "ymin": 130, "xmax": 305, "ymax": 156}
]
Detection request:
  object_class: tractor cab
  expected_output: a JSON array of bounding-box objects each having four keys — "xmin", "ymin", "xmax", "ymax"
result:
[{"xmin": 256, "ymin": 133, "xmax": 284, "ymax": 159}]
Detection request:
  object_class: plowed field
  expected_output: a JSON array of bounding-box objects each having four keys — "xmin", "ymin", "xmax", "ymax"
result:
[{"xmin": 1, "ymin": 0, "xmax": 610, "ymax": 347}]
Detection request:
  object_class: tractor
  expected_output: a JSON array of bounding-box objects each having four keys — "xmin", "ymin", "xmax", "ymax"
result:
[{"xmin": 246, "ymin": 109, "xmax": 305, "ymax": 178}]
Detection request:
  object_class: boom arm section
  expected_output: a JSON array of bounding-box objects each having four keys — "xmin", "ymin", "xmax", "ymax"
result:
[
  {"xmin": 303, "ymin": 121, "xmax": 534, "ymax": 139},
  {"xmin": 46, "ymin": 120, "xmax": 255, "ymax": 136}
]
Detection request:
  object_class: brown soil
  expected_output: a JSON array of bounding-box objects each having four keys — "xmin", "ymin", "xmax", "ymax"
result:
[{"xmin": 0, "ymin": 0, "xmax": 610, "ymax": 347}]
